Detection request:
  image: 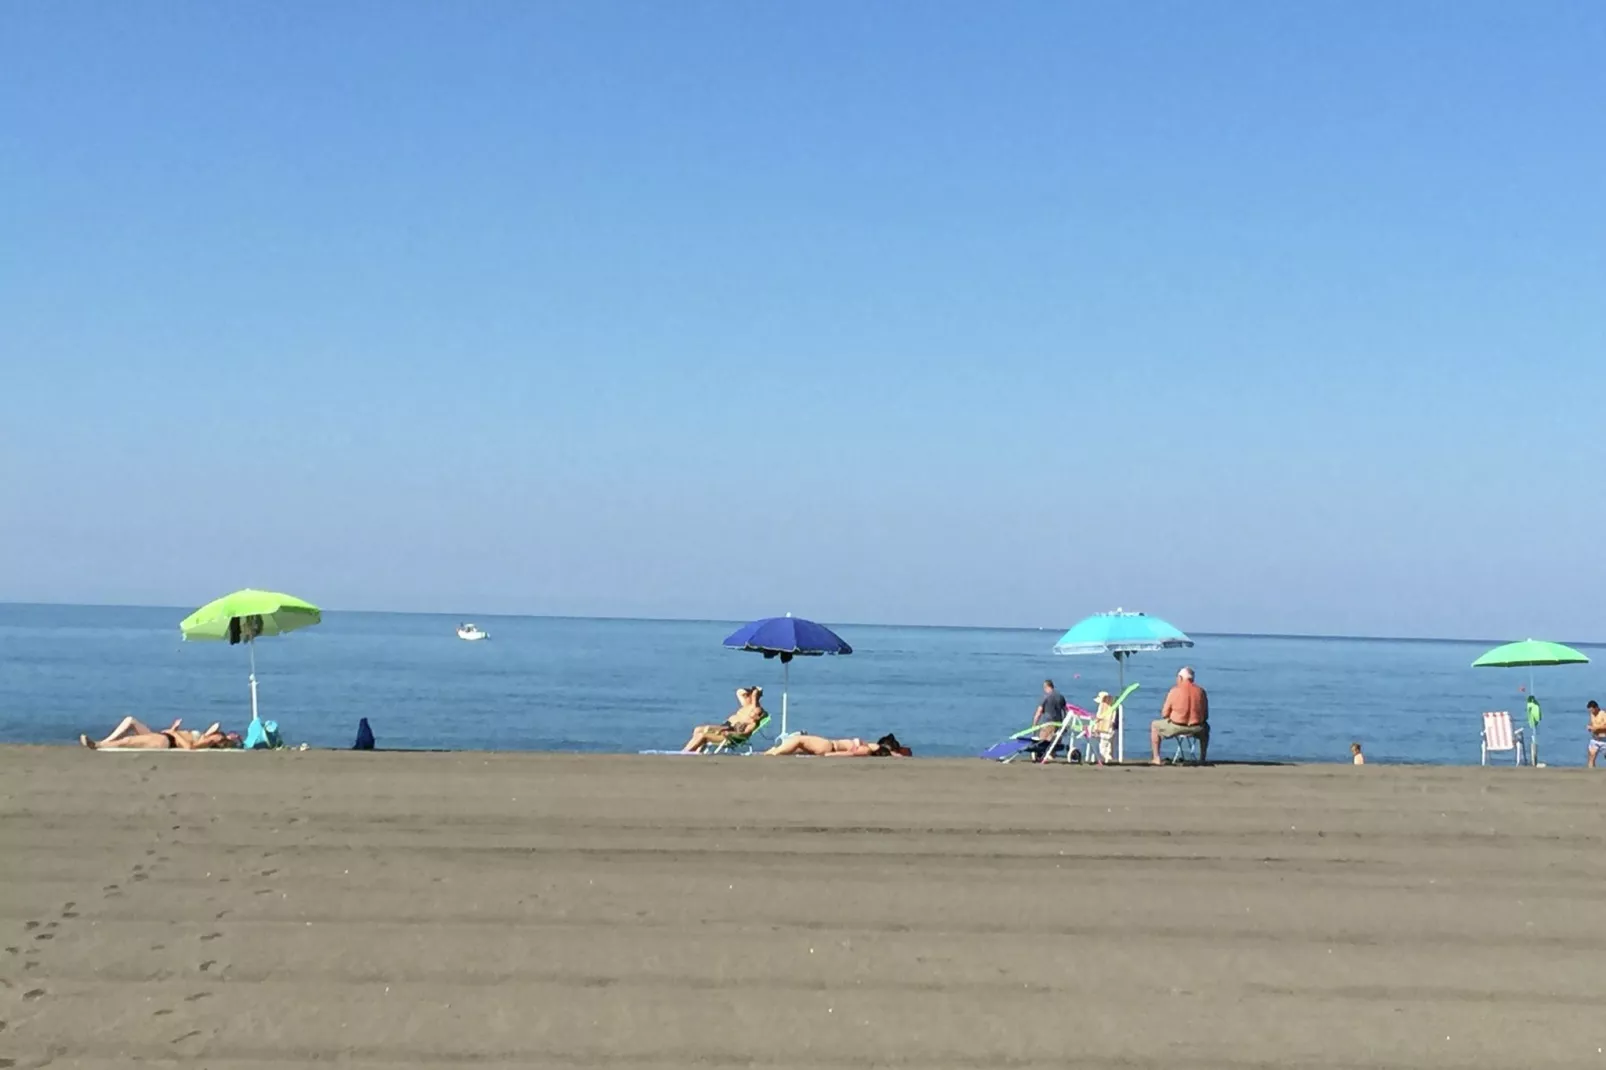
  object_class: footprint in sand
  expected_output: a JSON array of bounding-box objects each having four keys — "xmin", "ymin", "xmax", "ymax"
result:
[
  {"xmin": 171, "ymin": 1029, "xmax": 202, "ymax": 1044},
  {"xmin": 62, "ymin": 911, "xmax": 79, "ymax": 919},
  {"xmin": 260, "ymin": 868, "xmax": 279, "ymax": 878},
  {"xmin": 184, "ymin": 992, "xmax": 211, "ymax": 1003},
  {"xmin": 132, "ymin": 873, "xmax": 148, "ymax": 882},
  {"xmin": 33, "ymin": 933, "xmax": 54, "ymax": 942},
  {"xmin": 150, "ymin": 944, "xmax": 165, "ymax": 951},
  {"xmin": 199, "ymin": 960, "xmax": 217, "ymax": 972},
  {"xmin": 23, "ymin": 922, "xmax": 38, "ymax": 932},
  {"xmin": 152, "ymin": 1008, "xmax": 173, "ymax": 1017},
  {"xmin": 200, "ymin": 932, "xmax": 222, "ymax": 942},
  {"xmin": 46, "ymin": 922, "xmax": 58, "ymax": 930},
  {"xmin": 3, "ymin": 947, "xmax": 16, "ymax": 955},
  {"xmin": 22, "ymin": 989, "xmax": 45, "ymax": 1001}
]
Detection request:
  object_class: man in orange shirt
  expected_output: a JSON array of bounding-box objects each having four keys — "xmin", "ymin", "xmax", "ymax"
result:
[{"xmin": 1151, "ymin": 666, "xmax": 1209, "ymax": 764}]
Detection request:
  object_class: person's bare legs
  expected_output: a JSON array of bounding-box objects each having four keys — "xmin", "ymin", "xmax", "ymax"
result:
[
  {"xmin": 1591, "ymin": 744, "xmax": 1599, "ymax": 769},
  {"xmin": 1197, "ymin": 729, "xmax": 1209, "ymax": 764},
  {"xmin": 1150, "ymin": 721, "xmax": 1164, "ymax": 764},
  {"xmin": 96, "ymin": 733, "xmax": 175, "ymax": 750},
  {"xmin": 681, "ymin": 725, "xmax": 728, "ymax": 752},
  {"xmin": 96, "ymin": 716, "xmax": 152, "ymax": 745}
]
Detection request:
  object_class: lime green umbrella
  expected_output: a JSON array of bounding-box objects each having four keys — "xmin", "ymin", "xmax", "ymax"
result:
[
  {"xmin": 1472, "ymin": 639, "xmax": 1590, "ymax": 764},
  {"xmin": 180, "ymin": 589, "xmax": 321, "ymax": 720}
]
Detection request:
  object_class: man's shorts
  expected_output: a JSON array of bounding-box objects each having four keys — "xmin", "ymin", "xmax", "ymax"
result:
[
  {"xmin": 1589, "ymin": 736, "xmax": 1606, "ymax": 754},
  {"xmin": 1154, "ymin": 720, "xmax": 1208, "ymax": 741}
]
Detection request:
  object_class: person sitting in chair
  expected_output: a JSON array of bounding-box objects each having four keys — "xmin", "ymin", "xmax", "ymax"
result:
[
  {"xmin": 1150, "ymin": 667, "xmax": 1209, "ymax": 764},
  {"xmin": 680, "ymin": 687, "xmax": 765, "ymax": 752}
]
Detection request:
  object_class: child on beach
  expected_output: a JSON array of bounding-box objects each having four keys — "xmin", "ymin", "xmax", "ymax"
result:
[{"xmin": 1351, "ymin": 742, "xmax": 1365, "ymax": 765}]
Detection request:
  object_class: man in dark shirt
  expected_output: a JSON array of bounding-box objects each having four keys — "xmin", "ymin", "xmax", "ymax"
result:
[
  {"xmin": 1033, "ymin": 679, "xmax": 1069, "ymax": 742},
  {"xmin": 1151, "ymin": 666, "xmax": 1209, "ymax": 763}
]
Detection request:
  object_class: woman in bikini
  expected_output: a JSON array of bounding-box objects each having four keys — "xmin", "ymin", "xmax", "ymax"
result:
[
  {"xmin": 764, "ymin": 732, "xmax": 910, "ymax": 757},
  {"xmin": 680, "ymin": 687, "xmax": 766, "ymax": 752},
  {"xmin": 80, "ymin": 717, "xmax": 228, "ymax": 750}
]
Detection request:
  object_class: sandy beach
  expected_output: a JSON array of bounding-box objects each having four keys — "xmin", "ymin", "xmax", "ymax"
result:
[{"xmin": 3, "ymin": 749, "xmax": 1603, "ymax": 1068}]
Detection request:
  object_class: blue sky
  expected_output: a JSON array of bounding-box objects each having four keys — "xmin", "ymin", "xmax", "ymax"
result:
[{"xmin": 2, "ymin": 1, "xmax": 1602, "ymax": 639}]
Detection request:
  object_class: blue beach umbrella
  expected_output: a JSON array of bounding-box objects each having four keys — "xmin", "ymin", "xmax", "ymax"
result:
[
  {"xmin": 1052, "ymin": 610, "xmax": 1193, "ymax": 762},
  {"xmin": 722, "ymin": 614, "xmax": 853, "ymax": 738}
]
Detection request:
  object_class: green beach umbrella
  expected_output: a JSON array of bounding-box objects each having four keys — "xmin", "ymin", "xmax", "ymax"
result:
[
  {"xmin": 1472, "ymin": 639, "xmax": 1590, "ymax": 764},
  {"xmin": 180, "ymin": 589, "xmax": 321, "ymax": 721}
]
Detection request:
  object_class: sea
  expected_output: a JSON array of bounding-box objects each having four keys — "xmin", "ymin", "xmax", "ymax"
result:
[{"xmin": 2, "ymin": 603, "xmax": 1602, "ymax": 765}]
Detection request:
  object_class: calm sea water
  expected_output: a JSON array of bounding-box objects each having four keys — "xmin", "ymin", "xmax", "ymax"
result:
[{"xmin": 1, "ymin": 604, "xmax": 1602, "ymax": 765}]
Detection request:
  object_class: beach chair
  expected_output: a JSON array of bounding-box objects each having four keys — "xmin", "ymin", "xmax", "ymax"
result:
[
  {"xmin": 1046, "ymin": 683, "xmax": 1140, "ymax": 765},
  {"xmin": 1480, "ymin": 711, "xmax": 1525, "ymax": 766},
  {"xmin": 705, "ymin": 713, "xmax": 771, "ymax": 755},
  {"xmin": 1169, "ymin": 735, "xmax": 1200, "ymax": 764}
]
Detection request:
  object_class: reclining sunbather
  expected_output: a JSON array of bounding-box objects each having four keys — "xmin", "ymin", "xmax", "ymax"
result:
[
  {"xmin": 764, "ymin": 732, "xmax": 910, "ymax": 757},
  {"xmin": 680, "ymin": 687, "xmax": 766, "ymax": 752},
  {"xmin": 80, "ymin": 716, "xmax": 231, "ymax": 750}
]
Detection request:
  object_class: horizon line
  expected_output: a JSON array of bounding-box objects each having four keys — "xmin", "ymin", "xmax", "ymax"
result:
[{"xmin": 1, "ymin": 599, "xmax": 1601, "ymax": 650}]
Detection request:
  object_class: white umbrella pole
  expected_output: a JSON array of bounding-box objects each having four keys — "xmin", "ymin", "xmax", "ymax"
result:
[
  {"xmin": 249, "ymin": 637, "xmax": 260, "ymax": 722},
  {"xmin": 781, "ymin": 659, "xmax": 790, "ymax": 737},
  {"xmin": 1117, "ymin": 653, "xmax": 1126, "ymax": 764}
]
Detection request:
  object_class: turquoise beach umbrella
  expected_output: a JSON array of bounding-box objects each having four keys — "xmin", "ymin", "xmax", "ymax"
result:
[{"xmin": 1053, "ymin": 610, "xmax": 1193, "ymax": 762}]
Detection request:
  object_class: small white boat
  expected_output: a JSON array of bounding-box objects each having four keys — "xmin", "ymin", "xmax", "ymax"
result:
[{"xmin": 456, "ymin": 623, "xmax": 489, "ymax": 642}]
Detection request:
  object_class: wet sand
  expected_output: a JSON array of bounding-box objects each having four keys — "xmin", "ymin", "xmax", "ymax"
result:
[{"xmin": 2, "ymin": 747, "xmax": 1603, "ymax": 1068}]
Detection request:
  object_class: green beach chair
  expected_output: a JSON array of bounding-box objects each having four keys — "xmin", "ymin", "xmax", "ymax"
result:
[{"xmin": 705, "ymin": 712, "xmax": 771, "ymax": 755}]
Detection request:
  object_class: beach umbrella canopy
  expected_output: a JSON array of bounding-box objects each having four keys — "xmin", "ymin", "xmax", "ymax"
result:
[
  {"xmin": 1052, "ymin": 611, "xmax": 1193, "ymax": 657},
  {"xmin": 1471, "ymin": 640, "xmax": 1590, "ymax": 669},
  {"xmin": 1472, "ymin": 639, "xmax": 1589, "ymax": 764},
  {"xmin": 1052, "ymin": 610, "xmax": 1193, "ymax": 763},
  {"xmin": 180, "ymin": 589, "xmax": 321, "ymax": 721},
  {"xmin": 722, "ymin": 615, "xmax": 852, "ymax": 737}
]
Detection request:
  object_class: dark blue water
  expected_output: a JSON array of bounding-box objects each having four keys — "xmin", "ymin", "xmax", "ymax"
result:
[{"xmin": 1, "ymin": 604, "xmax": 1601, "ymax": 764}]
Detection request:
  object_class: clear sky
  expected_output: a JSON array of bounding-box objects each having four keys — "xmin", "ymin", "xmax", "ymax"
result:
[{"xmin": 2, "ymin": 1, "xmax": 1602, "ymax": 639}]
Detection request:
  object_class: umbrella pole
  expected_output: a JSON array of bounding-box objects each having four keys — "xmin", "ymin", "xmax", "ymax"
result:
[
  {"xmin": 1117, "ymin": 653, "xmax": 1126, "ymax": 764},
  {"xmin": 781, "ymin": 659, "xmax": 790, "ymax": 738},
  {"xmin": 249, "ymin": 637, "xmax": 259, "ymax": 722}
]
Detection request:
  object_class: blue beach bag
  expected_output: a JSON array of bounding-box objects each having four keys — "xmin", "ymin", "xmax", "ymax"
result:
[{"xmin": 243, "ymin": 717, "xmax": 283, "ymax": 750}]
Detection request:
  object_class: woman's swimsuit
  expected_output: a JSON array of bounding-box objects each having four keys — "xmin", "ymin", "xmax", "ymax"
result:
[{"xmin": 158, "ymin": 731, "xmax": 180, "ymax": 749}]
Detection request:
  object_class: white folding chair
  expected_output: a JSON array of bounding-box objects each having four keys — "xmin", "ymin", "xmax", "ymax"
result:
[
  {"xmin": 1169, "ymin": 735, "xmax": 1200, "ymax": 764},
  {"xmin": 1481, "ymin": 711, "xmax": 1525, "ymax": 766}
]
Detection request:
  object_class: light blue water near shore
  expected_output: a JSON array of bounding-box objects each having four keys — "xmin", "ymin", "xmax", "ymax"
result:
[{"xmin": 1, "ymin": 604, "xmax": 1602, "ymax": 764}]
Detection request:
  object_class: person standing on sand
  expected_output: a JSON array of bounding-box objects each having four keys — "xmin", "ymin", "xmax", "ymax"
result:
[
  {"xmin": 1586, "ymin": 701, "xmax": 1606, "ymax": 768},
  {"xmin": 1150, "ymin": 667, "xmax": 1209, "ymax": 764},
  {"xmin": 1033, "ymin": 679, "xmax": 1068, "ymax": 742},
  {"xmin": 1351, "ymin": 742, "xmax": 1365, "ymax": 765}
]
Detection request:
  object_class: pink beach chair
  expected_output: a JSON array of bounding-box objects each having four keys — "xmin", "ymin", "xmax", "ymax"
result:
[{"xmin": 1481, "ymin": 711, "xmax": 1525, "ymax": 766}]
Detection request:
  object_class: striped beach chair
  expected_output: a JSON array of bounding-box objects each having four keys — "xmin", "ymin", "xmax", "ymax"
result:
[{"xmin": 1481, "ymin": 711, "xmax": 1525, "ymax": 766}]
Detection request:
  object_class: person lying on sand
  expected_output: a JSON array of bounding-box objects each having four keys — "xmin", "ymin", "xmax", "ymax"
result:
[
  {"xmin": 80, "ymin": 716, "xmax": 231, "ymax": 751},
  {"xmin": 764, "ymin": 732, "xmax": 910, "ymax": 757},
  {"xmin": 680, "ymin": 687, "xmax": 766, "ymax": 752}
]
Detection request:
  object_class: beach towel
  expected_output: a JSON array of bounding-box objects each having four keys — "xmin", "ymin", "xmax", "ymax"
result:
[{"xmin": 353, "ymin": 718, "xmax": 375, "ymax": 750}]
